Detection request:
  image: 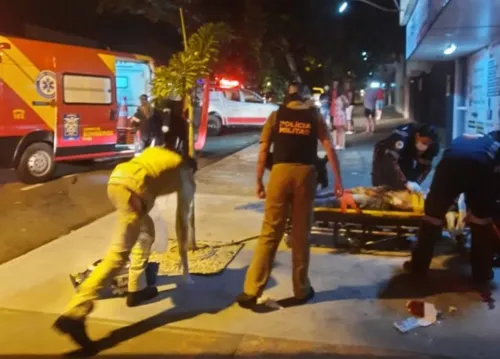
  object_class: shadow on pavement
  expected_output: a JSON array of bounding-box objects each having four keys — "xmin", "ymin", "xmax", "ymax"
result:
[
  {"xmin": 270, "ymin": 256, "xmax": 497, "ymax": 312},
  {"xmin": 0, "ymin": 354, "xmax": 450, "ymax": 358},
  {"xmin": 63, "ymin": 267, "xmax": 281, "ymax": 358}
]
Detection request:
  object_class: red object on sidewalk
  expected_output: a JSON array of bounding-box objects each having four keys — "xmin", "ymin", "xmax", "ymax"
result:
[{"xmin": 406, "ymin": 300, "xmax": 425, "ymax": 317}]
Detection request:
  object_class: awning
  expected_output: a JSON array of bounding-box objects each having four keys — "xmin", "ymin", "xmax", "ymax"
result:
[{"xmin": 407, "ymin": 0, "xmax": 500, "ymax": 61}]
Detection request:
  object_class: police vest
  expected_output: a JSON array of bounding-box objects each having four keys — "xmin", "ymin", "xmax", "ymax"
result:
[{"xmin": 272, "ymin": 106, "xmax": 318, "ymax": 165}]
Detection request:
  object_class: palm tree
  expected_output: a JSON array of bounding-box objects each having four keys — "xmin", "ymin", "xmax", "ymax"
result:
[{"xmin": 152, "ymin": 22, "xmax": 232, "ymax": 100}]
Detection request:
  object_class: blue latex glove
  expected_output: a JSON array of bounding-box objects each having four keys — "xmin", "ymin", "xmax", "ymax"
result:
[{"xmin": 406, "ymin": 181, "xmax": 422, "ymax": 193}]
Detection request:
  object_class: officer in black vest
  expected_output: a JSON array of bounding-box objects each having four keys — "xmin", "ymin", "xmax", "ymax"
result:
[
  {"xmin": 237, "ymin": 83, "xmax": 344, "ymax": 310},
  {"xmin": 372, "ymin": 123, "xmax": 439, "ymax": 191},
  {"xmin": 404, "ymin": 133, "xmax": 500, "ymax": 283}
]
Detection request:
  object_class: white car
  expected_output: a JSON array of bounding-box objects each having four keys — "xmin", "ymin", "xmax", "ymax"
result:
[{"xmin": 207, "ymin": 86, "xmax": 279, "ymax": 136}]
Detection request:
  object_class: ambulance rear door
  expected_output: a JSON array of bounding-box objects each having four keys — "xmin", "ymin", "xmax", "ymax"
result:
[
  {"xmin": 55, "ymin": 72, "xmax": 117, "ymax": 159},
  {"xmin": 114, "ymin": 59, "xmax": 152, "ymax": 149}
]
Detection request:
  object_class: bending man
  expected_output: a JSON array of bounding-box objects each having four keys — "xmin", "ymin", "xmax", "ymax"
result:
[
  {"xmin": 404, "ymin": 133, "xmax": 500, "ymax": 283},
  {"xmin": 53, "ymin": 146, "xmax": 196, "ymax": 349}
]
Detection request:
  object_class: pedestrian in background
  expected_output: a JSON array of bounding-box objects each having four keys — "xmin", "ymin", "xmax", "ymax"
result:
[
  {"xmin": 333, "ymin": 82, "xmax": 349, "ymax": 150},
  {"xmin": 363, "ymin": 85, "xmax": 377, "ymax": 133},
  {"xmin": 237, "ymin": 84, "xmax": 344, "ymax": 310},
  {"xmin": 345, "ymin": 82, "xmax": 355, "ymax": 135},
  {"xmin": 131, "ymin": 94, "xmax": 154, "ymax": 151},
  {"xmin": 329, "ymin": 80, "xmax": 338, "ymax": 131},
  {"xmin": 375, "ymin": 87, "xmax": 385, "ymax": 121}
]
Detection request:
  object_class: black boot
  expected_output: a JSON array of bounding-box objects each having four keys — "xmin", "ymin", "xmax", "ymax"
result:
[
  {"xmin": 236, "ymin": 292, "xmax": 258, "ymax": 309},
  {"xmin": 126, "ymin": 286, "xmax": 159, "ymax": 307},
  {"xmin": 405, "ymin": 221, "xmax": 442, "ymax": 277},
  {"xmin": 53, "ymin": 316, "xmax": 96, "ymax": 351}
]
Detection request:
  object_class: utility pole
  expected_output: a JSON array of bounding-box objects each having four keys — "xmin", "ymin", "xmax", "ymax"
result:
[{"xmin": 179, "ymin": 7, "xmax": 197, "ymax": 250}]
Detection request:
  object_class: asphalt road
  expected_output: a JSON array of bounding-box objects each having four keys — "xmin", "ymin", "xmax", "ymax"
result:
[{"xmin": 0, "ymin": 129, "xmax": 260, "ymax": 265}]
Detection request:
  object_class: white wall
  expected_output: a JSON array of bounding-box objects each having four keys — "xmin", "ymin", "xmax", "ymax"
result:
[{"xmin": 463, "ymin": 44, "xmax": 500, "ymax": 135}]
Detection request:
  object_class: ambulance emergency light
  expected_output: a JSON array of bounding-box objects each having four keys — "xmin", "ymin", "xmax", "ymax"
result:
[{"xmin": 218, "ymin": 78, "xmax": 240, "ymax": 89}]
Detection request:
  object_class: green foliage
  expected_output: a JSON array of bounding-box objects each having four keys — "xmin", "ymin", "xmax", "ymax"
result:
[
  {"xmin": 97, "ymin": 0, "xmax": 202, "ymax": 25},
  {"xmin": 152, "ymin": 22, "xmax": 232, "ymax": 99}
]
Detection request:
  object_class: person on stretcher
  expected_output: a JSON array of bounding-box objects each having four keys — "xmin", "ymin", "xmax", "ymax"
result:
[
  {"xmin": 314, "ymin": 186, "xmax": 425, "ymax": 212},
  {"xmin": 372, "ymin": 123, "xmax": 439, "ymax": 192}
]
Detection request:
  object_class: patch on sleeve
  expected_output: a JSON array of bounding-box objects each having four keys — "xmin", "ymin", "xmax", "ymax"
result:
[{"xmin": 394, "ymin": 140, "xmax": 405, "ymax": 150}]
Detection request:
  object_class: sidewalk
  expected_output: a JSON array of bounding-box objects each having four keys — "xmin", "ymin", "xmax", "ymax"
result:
[{"xmin": 0, "ymin": 114, "xmax": 498, "ymax": 358}]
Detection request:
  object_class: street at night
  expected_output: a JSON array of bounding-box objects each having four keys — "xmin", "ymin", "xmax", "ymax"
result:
[
  {"xmin": 0, "ymin": 129, "xmax": 260, "ymax": 265},
  {"xmin": 1, "ymin": 0, "xmax": 500, "ymax": 358}
]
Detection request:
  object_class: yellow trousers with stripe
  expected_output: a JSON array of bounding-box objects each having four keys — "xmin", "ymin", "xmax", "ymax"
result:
[
  {"xmin": 63, "ymin": 183, "xmax": 155, "ymax": 319},
  {"xmin": 244, "ymin": 163, "xmax": 317, "ymax": 299}
]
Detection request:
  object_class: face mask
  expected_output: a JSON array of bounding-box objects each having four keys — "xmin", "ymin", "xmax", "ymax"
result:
[{"xmin": 416, "ymin": 142, "xmax": 429, "ymax": 152}]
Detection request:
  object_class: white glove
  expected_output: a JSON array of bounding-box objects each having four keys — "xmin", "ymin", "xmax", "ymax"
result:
[{"xmin": 406, "ymin": 181, "xmax": 422, "ymax": 193}]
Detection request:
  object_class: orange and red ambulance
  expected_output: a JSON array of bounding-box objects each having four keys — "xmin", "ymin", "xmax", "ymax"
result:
[{"xmin": 0, "ymin": 35, "xmax": 153, "ymax": 183}]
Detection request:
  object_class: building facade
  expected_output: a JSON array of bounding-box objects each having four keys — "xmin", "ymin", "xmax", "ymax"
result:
[{"xmin": 401, "ymin": 0, "xmax": 500, "ymax": 145}]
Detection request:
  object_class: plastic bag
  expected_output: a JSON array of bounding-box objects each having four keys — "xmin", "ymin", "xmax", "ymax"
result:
[{"xmin": 150, "ymin": 203, "xmax": 168, "ymax": 253}]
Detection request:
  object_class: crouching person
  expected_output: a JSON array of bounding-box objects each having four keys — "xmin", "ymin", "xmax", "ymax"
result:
[
  {"xmin": 53, "ymin": 146, "xmax": 196, "ymax": 350},
  {"xmin": 404, "ymin": 133, "xmax": 500, "ymax": 283}
]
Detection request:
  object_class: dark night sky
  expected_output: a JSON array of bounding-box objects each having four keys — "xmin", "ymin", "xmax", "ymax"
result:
[{"xmin": 1, "ymin": 0, "xmax": 403, "ymax": 82}]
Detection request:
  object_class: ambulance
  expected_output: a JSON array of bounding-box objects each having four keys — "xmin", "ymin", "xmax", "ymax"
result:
[{"xmin": 0, "ymin": 35, "xmax": 153, "ymax": 183}]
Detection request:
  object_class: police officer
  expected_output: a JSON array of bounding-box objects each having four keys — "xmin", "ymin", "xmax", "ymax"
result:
[
  {"xmin": 404, "ymin": 132, "xmax": 500, "ymax": 282},
  {"xmin": 237, "ymin": 83, "xmax": 344, "ymax": 310},
  {"xmin": 53, "ymin": 146, "xmax": 196, "ymax": 349},
  {"xmin": 372, "ymin": 123, "xmax": 439, "ymax": 191}
]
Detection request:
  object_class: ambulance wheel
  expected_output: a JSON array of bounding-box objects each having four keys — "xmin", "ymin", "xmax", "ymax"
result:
[
  {"xmin": 17, "ymin": 142, "xmax": 55, "ymax": 184},
  {"xmin": 208, "ymin": 114, "xmax": 223, "ymax": 136}
]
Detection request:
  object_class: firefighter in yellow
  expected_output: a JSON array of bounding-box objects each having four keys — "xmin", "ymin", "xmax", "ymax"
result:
[
  {"xmin": 237, "ymin": 83, "xmax": 344, "ymax": 309},
  {"xmin": 53, "ymin": 146, "xmax": 196, "ymax": 349}
]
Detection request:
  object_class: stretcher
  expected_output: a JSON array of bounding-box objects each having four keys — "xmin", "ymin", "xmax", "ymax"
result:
[
  {"xmin": 310, "ymin": 207, "xmax": 424, "ymax": 251},
  {"xmin": 284, "ymin": 188, "xmax": 466, "ymax": 252}
]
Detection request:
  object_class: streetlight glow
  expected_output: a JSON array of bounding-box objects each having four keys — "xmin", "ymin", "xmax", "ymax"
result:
[
  {"xmin": 443, "ymin": 43, "xmax": 457, "ymax": 55},
  {"xmin": 362, "ymin": 51, "xmax": 367, "ymax": 56},
  {"xmin": 338, "ymin": 1, "xmax": 348, "ymax": 13}
]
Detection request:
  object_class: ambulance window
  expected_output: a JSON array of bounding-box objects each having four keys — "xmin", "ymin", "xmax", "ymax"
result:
[
  {"xmin": 241, "ymin": 89, "xmax": 264, "ymax": 104},
  {"xmin": 63, "ymin": 74, "xmax": 112, "ymax": 105}
]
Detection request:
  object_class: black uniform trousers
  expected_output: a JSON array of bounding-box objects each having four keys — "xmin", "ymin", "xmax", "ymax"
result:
[{"xmin": 411, "ymin": 157, "xmax": 496, "ymax": 281}]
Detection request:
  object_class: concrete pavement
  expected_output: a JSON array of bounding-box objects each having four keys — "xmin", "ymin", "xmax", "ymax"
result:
[
  {"xmin": 0, "ymin": 128, "xmax": 260, "ymax": 265},
  {"xmin": 0, "ymin": 112, "xmax": 499, "ymax": 358}
]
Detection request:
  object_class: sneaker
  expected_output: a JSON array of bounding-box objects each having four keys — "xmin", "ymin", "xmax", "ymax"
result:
[
  {"xmin": 236, "ymin": 292, "xmax": 258, "ymax": 309},
  {"xmin": 53, "ymin": 316, "xmax": 95, "ymax": 350},
  {"xmin": 126, "ymin": 286, "xmax": 159, "ymax": 307},
  {"xmin": 346, "ymin": 131, "xmax": 354, "ymax": 135}
]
